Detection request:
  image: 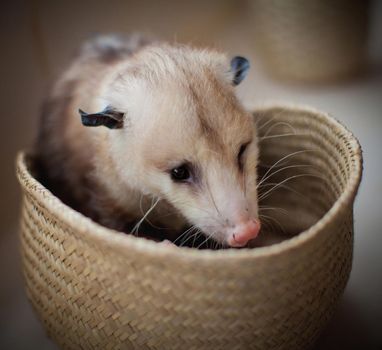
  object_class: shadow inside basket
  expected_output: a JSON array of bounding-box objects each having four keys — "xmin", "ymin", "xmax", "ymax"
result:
[{"xmin": 30, "ymin": 107, "xmax": 350, "ymax": 250}]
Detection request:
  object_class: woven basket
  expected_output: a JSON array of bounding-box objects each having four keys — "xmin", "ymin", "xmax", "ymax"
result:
[
  {"xmin": 17, "ymin": 106, "xmax": 362, "ymax": 350},
  {"xmin": 251, "ymin": 0, "xmax": 370, "ymax": 82}
]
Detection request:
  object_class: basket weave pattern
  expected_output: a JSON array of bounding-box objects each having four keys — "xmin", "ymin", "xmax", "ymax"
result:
[{"xmin": 17, "ymin": 106, "xmax": 362, "ymax": 349}]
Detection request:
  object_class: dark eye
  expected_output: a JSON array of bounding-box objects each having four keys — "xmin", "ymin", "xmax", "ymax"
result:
[
  {"xmin": 170, "ymin": 164, "xmax": 191, "ymax": 182},
  {"xmin": 237, "ymin": 143, "xmax": 249, "ymax": 171}
]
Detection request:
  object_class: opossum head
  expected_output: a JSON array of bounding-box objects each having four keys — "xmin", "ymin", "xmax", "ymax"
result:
[{"xmin": 82, "ymin": 45, "xmax": 260, "ymax": 247}]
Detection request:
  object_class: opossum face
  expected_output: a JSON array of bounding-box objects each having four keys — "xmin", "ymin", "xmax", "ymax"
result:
[
  {"xmin": 140, "ymin": 89, "xmax": 259, "ymax": 247},
  {"xmin": 133, "ymin": 55, "xmax": 259, "ymax": 247},
  {"xmin": 83, "ymin": 49, "xmax": 260, "ymax": 247}
]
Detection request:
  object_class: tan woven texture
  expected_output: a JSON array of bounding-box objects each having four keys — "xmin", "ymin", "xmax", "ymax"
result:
[
  {"xmin": 16, "ymin": 106, "xmax": 362, "ymax": 350},
  {"xmin": 251, "ymin": 0, "xmax": 369, "ymax": 82}
]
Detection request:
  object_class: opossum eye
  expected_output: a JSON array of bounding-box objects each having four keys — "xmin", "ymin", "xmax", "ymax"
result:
[
  {"xmin": 170, "ymin": 164, "xmax": 191, "ymax": 182},
  {"xmin": 79, "ymin": 107, "xmax": 124, "ymax": 129},
  {"xmin": 230, "ymin": 56, "xmax": 250, "ymax": 86},
  {"xmin": 237, "ymin": 142, "xmax": 249, "ymax": 171}
]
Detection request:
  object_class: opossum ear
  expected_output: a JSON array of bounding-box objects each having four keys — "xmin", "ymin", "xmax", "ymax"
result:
[
  {"xmin": 230, "ymin": 56, "xmax": 250, "ymax": 86},
  {"xmin": 79, "ymin": 107, "xmax": 124, "ymax": 129}
]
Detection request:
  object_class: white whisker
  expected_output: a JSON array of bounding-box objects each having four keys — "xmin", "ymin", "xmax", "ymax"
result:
[
  {"xmin": 258, "ymin": 173, "xmax": 325, "ymax": 202},
  {"xmin": 257, "ymin": 116, "xmax": 276, "ymax": 131},
  {"xmin": 259, "ymin": 206, "xmax": 289, "ymax": 216},
  {"xmin": 131, "ymin": 197, "xmax": 160, "ymax": 236},
  {"xmin": 259, "ymin": 214, "xmax": 286, "ymax": 234},
  {"xmin": 173, "ymin": 225, "xmax": 196, "ymax": 245},
  {"xmin": 256, "ymin": 163, "xmax": 314, "ymax": 189},
  {"xmin": 257, "ymin": 149, "xmax": 315, "ymax": 188},
  {"xmin": 262, "ymin": 121, "xmax": 297, "ymax": 138},
  {"xmin": 196, "ymin": 230, "xmax": 216, "ymax": 249},
  {"xmin": 260, "ymin": 133, "xmax": 305, "ymax": 141}
]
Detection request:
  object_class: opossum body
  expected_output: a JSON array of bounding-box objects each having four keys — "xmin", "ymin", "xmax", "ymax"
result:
[{"xmin": 36, "ymin": 34, "xmax": 261, "ymax": 248}]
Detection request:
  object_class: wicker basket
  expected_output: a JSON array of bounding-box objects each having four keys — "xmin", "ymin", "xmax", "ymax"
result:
[
  {"xmin": 17, "ymin": 106, "xmax": 362, "ymax": 350},
  {"xmin": 251, "ymin": 0, "xmax": 370, "ymax": 83}
]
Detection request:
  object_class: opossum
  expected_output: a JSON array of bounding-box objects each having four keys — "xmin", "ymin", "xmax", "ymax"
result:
[{"xmin": 36, "ymin": 34, "xmax": 261, "ymax": 248}]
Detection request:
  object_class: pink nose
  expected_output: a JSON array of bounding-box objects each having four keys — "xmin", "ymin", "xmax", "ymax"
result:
[{"xmin": 227, "ymin": 219, "xmax": 261, "ymax": 247}]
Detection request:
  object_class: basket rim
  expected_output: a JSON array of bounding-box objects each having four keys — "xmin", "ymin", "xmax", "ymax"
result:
[{"xmin": 16, "ymin": 105, "xmax": 363, "ymax": 262}]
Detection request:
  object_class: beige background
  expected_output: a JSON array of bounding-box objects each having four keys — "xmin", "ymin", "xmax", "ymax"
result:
[{"xmin": 1, "ymin": 0, "xmax": 381, "ymax": 349}]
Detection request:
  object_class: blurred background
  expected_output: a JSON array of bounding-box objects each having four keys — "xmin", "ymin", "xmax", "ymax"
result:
[{"xmin": 1, "ymin": 0, "xmax": 381, "ymax": 349}]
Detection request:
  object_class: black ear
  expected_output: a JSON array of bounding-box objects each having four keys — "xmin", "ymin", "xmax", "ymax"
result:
[
  {"xmin": 79, "ymin": 106, "xmax": 124, "ymax": 129},
  {"xmin": 230, "ymin": 56, "xmax": 250, "ymax": 86}
]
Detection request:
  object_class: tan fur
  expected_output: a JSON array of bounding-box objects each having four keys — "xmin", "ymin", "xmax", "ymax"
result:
[{"xmin": 36, "ymin": 35, "xmax": 259, "ymax": 244}]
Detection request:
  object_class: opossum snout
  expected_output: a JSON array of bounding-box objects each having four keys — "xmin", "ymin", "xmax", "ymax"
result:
[{"xmin": 226, "ymin": 218, "xmax": 261, "ymax": 248}]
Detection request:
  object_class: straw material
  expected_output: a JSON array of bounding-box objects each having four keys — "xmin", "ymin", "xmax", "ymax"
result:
[
  {"xmin": 16, "ymin": 106, "xmax": 362, "ymax": 350},
  {"xmin": 251, "ymin": 0, "xmax": 369, "ymax": 82}
]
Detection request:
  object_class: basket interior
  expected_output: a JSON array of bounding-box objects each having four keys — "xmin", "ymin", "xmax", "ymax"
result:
[{"xmin": 252, "ymin": 107, "xmax": 355, "ymax": 246}]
